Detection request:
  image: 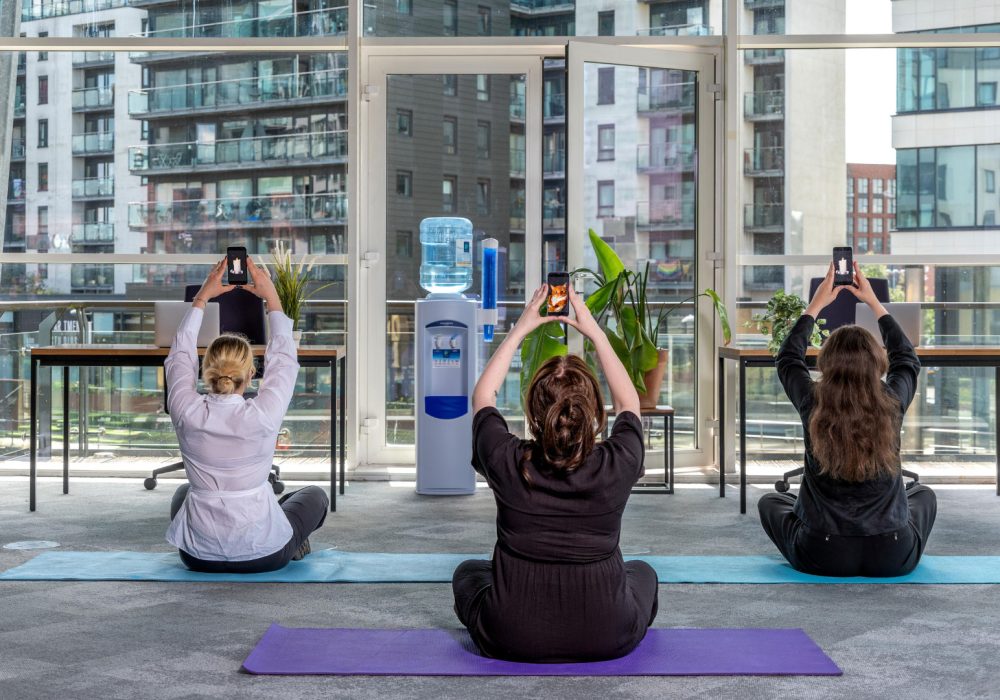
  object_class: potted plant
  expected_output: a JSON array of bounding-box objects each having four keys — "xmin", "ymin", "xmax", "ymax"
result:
[
  {"xmin": 746, "ymin": 289, "xmax": 827, "ymax": 354},
  {"xmin": 521, "ymin": 229, "xmax": 732, "ymax": 410},
  {"xmin": 264, "ymin": 240, "xmax": 332, "ymax": 344}
]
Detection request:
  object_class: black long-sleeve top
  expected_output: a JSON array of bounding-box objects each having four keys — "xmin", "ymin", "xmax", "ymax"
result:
[{"xmin": 776, "ymin": 313, "xmax": 921, "ymax": 536}]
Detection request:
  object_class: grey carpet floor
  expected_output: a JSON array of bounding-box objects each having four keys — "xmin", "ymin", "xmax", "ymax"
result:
[{"xmin": 1, "ymin": 478, "xmax": 999, "ymax": 700}]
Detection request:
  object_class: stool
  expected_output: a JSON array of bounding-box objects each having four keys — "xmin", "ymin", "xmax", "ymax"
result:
[{"xmin": 605, "ymin": 405, "xmax": 675, "ymax": 495}]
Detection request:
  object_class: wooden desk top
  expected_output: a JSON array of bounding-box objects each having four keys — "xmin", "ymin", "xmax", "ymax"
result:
[
  {"xmin": 32, "ymin": 344, "xmax": 344, "ymax": 358},
  {"xmin": 719, "ymin": 345, "xmax": 1000, "ymax": 360}
]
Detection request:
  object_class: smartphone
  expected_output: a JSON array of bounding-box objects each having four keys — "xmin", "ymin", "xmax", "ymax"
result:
[
  {"xmin": 546, "ymin": 271, "xmax": 570, "ymax": 316},
  {"xmin": 832, "ymin": 246, "xmax": 853, "ymax": 286},
  {"xmin": 226, "ymin": 246, "xmax": 248, "ymax": 286}
]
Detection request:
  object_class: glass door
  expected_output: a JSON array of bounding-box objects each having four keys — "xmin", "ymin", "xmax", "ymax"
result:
[
  {"xmin": 566, "ymin": 43, "xmax": 718, "ymax": 469},
  {"xmin": 362, "ymin": 55, "xmax": 542, "ymax": 466}
]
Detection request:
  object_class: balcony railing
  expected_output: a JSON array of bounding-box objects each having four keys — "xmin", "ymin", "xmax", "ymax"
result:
[
  {"xmin": 71, "ymin": 223, "xmax": 115, "ymax": 244},
  {"xmin": 510, "ymin": 0, "xmax": 574, "ymax": 14},
  {"xmin": 744, "ymin": 89, "xmax": 784, "ymax": 119},
  {"xmin": 543, "ymin": 151, "xmax": 565, "ymax": 176},
  {"xmin": 743, "ymin": 203, "xmax": 784, "ymax": 230},
  {"xmin": 510, "ymin": 96, "xmax": 526, "ymax": 120},
  {"xmin": 637, "ymin": 81, "xmax": 696, "ymax": 112},
  {"xmin": 72, "ymin": 132, "xmax": 115, "ymax": 154},
  {"xmin": 17, "ymin": 56, "xmax": 26, "ymax": 72},
  {"xmin": 72, "ymin": 86, "xmax": 115, "ymax": 111},
  {"xmin": 72, "ymin": 177, "xmax": 115, "ymax": 199},
  {"xmin": 743, "ymin": 146, "xmax": 784, "ymax": 176},
  {"xmin": 22, "ymin": 0, "xmax": 128, "ymax": 21},
  {"xmin": 129, "ymin": 130, "xmax": 346, "ymax": 173},
  {"xmin": 636, "ymin": 143, "xmax": 696, "ymax": 172},
  {"xmin": 11, "ymin": 139, "xmax": 26, "ymax": 160},
  {"xmin": 8, "ymin": 180, "xmax": 26, "ymax": 201},
  {"xmin": 71, "ymin": 263, "xmax": 115, "ymax": 291},
  {"xmin": 128, "ymin": 69, "xmax": 347, "ymax": 116},
  {"xmin": 744, "ymin": 49, "xmax": 785, "ymax": 65},
  {"xmin": 637, "ymin": 200, "xmax": 695, "ymax": 230},
  {"xmin": 544, "ymin": 92, "xmax": 565, "ymax": 120},
  {"xmin": 742, "ymin": 265, "xmax": 785, "ymax": 291},
  {"xmin": 745, "ymin": 0, "xmax": 785, "ymax": 9},
  {"xmin": 137, "ymin": 6, "xmax": 348, "ymax": 41},
  {"xmin": 14, "ymin": 93, "xmax": 26, "ymax": 117},
  {"xmin": 73, "ymin": 51, "xmax": 116, "ymax": 65},
  {"xmin": 637, "ymin": 23, "xmax": 712, "ymax": 36},
  {"xmin": 129, "ymin": 192, "xmax": 347, "ymax": 229},
  {"xmin": 510, "ymin": 148, "xmax": 525, "ymax": 176}
]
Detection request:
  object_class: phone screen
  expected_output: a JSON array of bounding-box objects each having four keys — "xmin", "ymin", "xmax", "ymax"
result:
[
  {"xmin": 227, "ymin": 246, "xmax": 248, "ymax": 285},
  {"xmin": 546, "ymin": 272, "xmax": 569, "ymax": 316},
  {"xmin": 833, "ymin": 247, "xmax": 853, "ymax": 286}
]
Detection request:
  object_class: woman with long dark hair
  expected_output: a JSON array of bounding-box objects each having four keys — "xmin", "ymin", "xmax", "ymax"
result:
[
  {"xmin": 758, "ymin": 263, "xmax": 937, "ymax": 577},
  {"xmin": 452, "ymin": 285, "xmax": 658, "ymax": 662}
]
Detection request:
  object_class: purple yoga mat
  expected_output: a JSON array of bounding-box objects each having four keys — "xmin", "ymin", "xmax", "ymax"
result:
[{"xmin": 242, "ymin": 625, "xmax": 842, "ymax": 676}]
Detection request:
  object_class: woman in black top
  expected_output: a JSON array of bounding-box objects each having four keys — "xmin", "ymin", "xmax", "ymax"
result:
[
  {"xmin": 758, "ymin": 263, "xmax": 937, "ymax": 577},
  {"xmin": 453, "ymin": 285, "xmax": 658, "ymax": 662}
]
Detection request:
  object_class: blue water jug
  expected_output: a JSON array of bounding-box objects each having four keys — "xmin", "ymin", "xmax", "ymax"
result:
[{"xmin": 419, "ymin": 217, "xmax": 473, "ymax": 294}]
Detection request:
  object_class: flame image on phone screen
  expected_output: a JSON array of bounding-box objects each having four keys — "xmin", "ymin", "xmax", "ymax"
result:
[{"xmin": 546, "ymin": 272, "xmax": 569, "ymax": 316}]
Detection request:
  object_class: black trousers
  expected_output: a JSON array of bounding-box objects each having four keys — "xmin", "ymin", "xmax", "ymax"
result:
[
  {"xmin": 170, "ymin": 483, "xmax": 329, "ymax": 574},
  {"xmin": 757, "ymin": 484, "xmax": 937, "ymax": 577}
]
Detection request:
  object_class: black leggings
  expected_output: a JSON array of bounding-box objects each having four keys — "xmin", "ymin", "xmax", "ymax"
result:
[
  {"xmin": 170, "ymin": 483, "xmax": 329, "ymax": 574},
  {"xmin": 757, "ymin": 484, "xmax": 937, "ymax": 577}
]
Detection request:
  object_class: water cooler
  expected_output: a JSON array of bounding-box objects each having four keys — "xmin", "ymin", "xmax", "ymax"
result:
[{"xmin": 415, "ymin": 218, "xmax": 497, "ymax": 495}]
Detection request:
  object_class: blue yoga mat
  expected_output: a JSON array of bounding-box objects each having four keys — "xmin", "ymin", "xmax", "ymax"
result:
[{"xmin": 3, "ymin": 550, "xmax": 1000, "ymax": 583}]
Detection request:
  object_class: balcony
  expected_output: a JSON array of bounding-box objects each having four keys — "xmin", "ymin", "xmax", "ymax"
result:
[
  {"xmin": 510, "ymin": 148, "xmax": 525, "ymax": 177},
  {"xmin": 510, "ymin": 96, "xmax": 526, "ymax": 121},
  {"xmin": 637, "ymin": 200, "xmax": 695, "ymax": 231},
  {"xmin": 637, "ymin": 23, "xmax": 712, "ymax": 37},
  {"xmin": 11, "ymin": 138, "xmax": 26, "ymax": 161},
  {"xmin": 135, "ymin": 6, "xmax": 348, "ymax": 42},
  {"xmin": 543, "ymin": 151, "xmax": 565, "ymax": 177},
  {"xmin": 14, "ymin": 92, "xmax": 26, "ymax": 117},
  {"xmin": 72, "ymin": 51, "xmax": 116, "ymax": 66},
  {"xmin": 8, "ymin": 179, "xmax": 26, "ymax": 202},
  {"xmin": 21, "ymin": 0, "xmax": 127, "ymax": 22},
  {"xmin": 72, "ymin": 132, "xmax": 115, "ymax": 155},
  {"xmin": 128, "ymin": 69, "xmax": 347, "ymax": 118},
  {"xmin": 543, "ymin": 207, "xmax": 565, "ymax": 232},
  {"xmin": 745, "ymin": 0, "xmax": 785, "ymax": 9},
  {"xmin": 544, "ymin": 92, "xmax": 565, "ymax": 121},
  {"xmin": 71, "ymin": 263, "xmax": 115, "ymax": 292},
  {"xmin": 72, "ymin": 177, "xmax": 115, "ymax": 199},
  {"xmin": 743, "ymin": 203, "xmax": 784, "ymax": 232},
  {"xmin": 744, "ymin": 49, "xmax": 785, "ymax": 65},
  {"xmin": 509, "ymin": 0, "xmax": 575, "ymax": 17},
  {"xmin": 637, "ymin": 81, "xmax": 696, "ymax": 113},
  {"xmin": 744, "ymin": 89, "xmax": 784, "ymax": 120},
  {"xmin": 743, "ymin": 146, "xmax": 784, "ymax": 176},
  {"xmin": 129, "ymin": 192, "xmax": 347, "ymax": 230},
  {"xmin": 72, "ymin": 86, "xmax": 115, "ymax": 111},
  {"xmin": 743, "ymin": 265, "xmax": 784, "ymax": 291},
  {"xmin": 636, "ymin": 143, "xmax": 696, "ymax": 173},
  {"xmin": 129, "ymin": 130, "xmax": 346, "ymax": 175},
  {"xmin": 16, "ymin": 55, "xmax": 26, "ymax": 73},
  {"xmin": 71, "ymin": 223, "xmax": 115, "ymax": 245}
]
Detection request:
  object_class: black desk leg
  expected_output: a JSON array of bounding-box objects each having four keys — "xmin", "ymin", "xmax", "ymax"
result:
[
  {"xmin": 330, "ymin": 358, "xmax": 337, "ymax": 512},
  {"xmin": 63, "ymin": 366, "xmax": 69, "ymax": 495},
  {"xmin": 339, "ymin": 355, "xmax": 346, "ymax": 496},
  {"xmin": 667, "ymin": 413, "xmax": 674, "ymax": 494},
  {"xmin": 29, "ymin": 358, "xmax": 37, "ymax": 512},
  {"xmin": 718, "ymin": 355, "xmax": 725, "ymax": 499},
  {"xmin": 739, "ymin": 360, "xmax": 747, "ymax": 515}
]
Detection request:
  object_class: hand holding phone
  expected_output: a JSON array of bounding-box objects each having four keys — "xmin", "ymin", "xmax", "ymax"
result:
[
  {"xmin": 546, "ymin": 272, "xmax": 569, "ymax": 316},
  {"xmin": 226, "ymin": 246, "xmax": 248, "ymax": 286},
  {"xmin": 833, "ymin": 246, "xmax": 853, "ymax": 286}
]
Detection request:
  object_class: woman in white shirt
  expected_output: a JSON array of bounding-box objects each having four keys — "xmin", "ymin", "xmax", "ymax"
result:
[{"xmin": 165, "ymin": 257, "xmax": 329, "ymax": 573}]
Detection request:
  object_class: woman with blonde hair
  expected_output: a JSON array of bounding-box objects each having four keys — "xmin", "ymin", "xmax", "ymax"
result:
[
  {"xmin": 165, "ymin": 257, "xmax": 328, "ymax": 573},
  {"xmin": 452, "ymin": 285, "xmax": 657, "ymax": 662},
  {"xmin": 758, "ymin": 263, "xmax": 936, "ymax": 577}
]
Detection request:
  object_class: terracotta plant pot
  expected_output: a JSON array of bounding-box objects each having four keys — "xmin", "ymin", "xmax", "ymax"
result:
[{"xmin": 638, "ymin": 348, "xmax": 669, "ymax": 410}]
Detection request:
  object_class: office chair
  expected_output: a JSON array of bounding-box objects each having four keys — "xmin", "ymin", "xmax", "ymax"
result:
[
  {"xmin": 776, "ymin": 467, "xmax": 919, "ymax": 492},
  {"xmin": 808, "ymin": 277, "xmax": 890, "ymax": 333},
  {"xmin": 145, "ymin": 285, "xmax": 284, "ymax": 494}
]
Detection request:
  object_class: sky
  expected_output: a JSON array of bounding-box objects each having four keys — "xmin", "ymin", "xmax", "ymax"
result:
[{"xmin": 844, "ymin": 0, "xmax": 896, "ymax": 164}]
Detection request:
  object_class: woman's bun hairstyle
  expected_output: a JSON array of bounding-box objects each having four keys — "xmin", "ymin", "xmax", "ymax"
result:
[{"xmin": 202, "ymin": 333, "xmax": 254, "ymax": 395}]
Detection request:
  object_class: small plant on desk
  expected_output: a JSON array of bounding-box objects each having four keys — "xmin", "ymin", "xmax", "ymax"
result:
[{"xmin": 747, "ymin": 289, "xmax": 827, "ymax": 355}]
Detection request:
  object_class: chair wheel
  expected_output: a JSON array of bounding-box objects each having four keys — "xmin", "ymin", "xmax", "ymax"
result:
[
  {"xmin": 775, "ymin": 480, "xmax": 789, "ymax": 493},
  {"xmin": 272, "ymin": 480, "xmax": 285, "ymax": 495},
  {"xmin": 144, "ymin": 477, "xmax": 158, "ymax": 491}
]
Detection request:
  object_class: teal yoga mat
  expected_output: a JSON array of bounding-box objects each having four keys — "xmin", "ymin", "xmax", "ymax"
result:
[{"xmin": 3, "ymin": 550, "xmax": 1000, "ymax": 583}]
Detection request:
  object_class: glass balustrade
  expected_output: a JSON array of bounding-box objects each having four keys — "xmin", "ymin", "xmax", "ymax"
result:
[
  {"xmin": 72, "ymin": 132, "xmax": 115, "ymax": 154},
  {"xmin": 72, "ymin": 178, "xmax": 115, "ymax": 198},
  {"xmin": 636, "ymin": 200, "xmax": 695, "ymax": 229},
  {"xmin": 637, "ymin": 23, "xmax": 712, "ymax": 37},
  {"xmin": 138, "ymin": 6, "xmax": 348, "ymax": 41},
  {"xmin": 72, "ymin": 86, "xmax": 115, "ymax": 110},
  {"xmin": 636, "ymin": 143, "xmax": 696, "ymax": 171},
  {"xmin": 129, "ymin": 130, "xmax": 346, "ymax": 172},
  {"xmin": 744, "ymin": 90, "xmax": 785, "ymax": 119},
  {"xmin": 11, "ymin": 139, "xmax": 26, "ymax": 160},
  {"xmin": 22, "ymin": 0, "xmax": 128, "ymax": 21},
  {"xmin": 743, "ymin": 203, "xmax": 785, "ymax": 230},
  {"xmin": 71, "ymin": 223, "xmax": 115, "ymax": 243},
  {"xmin": 509, "ymin": 149, "xmax": 525, "ymax": 175},
  {"xmin": 637, "ymin": 81, "xmax": 696, "ymax": 112},
  {"xmin": 129, "ymin": 192, "xmax": 347, "ymax": 228},
  {"xmin": 72, "ymin": 51, "xmax": 115, "ymax": 64}
]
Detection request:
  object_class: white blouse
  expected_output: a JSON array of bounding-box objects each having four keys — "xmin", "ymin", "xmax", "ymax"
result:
[{"xmin": 164, "ymin": 305, "xmax": 300, "ymax": 561}]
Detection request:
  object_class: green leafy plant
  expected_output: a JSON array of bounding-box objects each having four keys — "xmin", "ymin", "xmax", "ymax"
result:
[
  {"xmin": 262, "ymin": 240, "xmax": 332, "ymax": 331},
  {"xmin": 520, "ymin": 229, "xmax": 731, "ymax": 405},
  {"xmin": 746, "ymin": 289, "xmax": 827, "ymax": 354}
]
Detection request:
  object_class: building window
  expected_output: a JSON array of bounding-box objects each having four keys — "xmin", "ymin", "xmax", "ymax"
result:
[
  {"xmin": 984, "ymin": 210, "xmax": 996, "ymax": 226},
  {"xmin": 888, "ymin": 198, "xmax": 896, "ymax": 214},
  {"xmin": 858, "ymin": 197, "xmax": 869, "ymax": 213},
  {"xmin": 887, "ymin": 179, "xmax": 896, "ymax": 198},
  {"xmin": 888, "ymin": 216, "xmax": 896, "ymax": 230},
  {"xmin": 478, "ymin": 6, "xmax": 492, "ymax": 35},
  {"xmin": 872, "ymin": 237, "xmax": 884, "ymax": 253},
  {"xmin": 978, "ymin": 82, "xmax": 997, "ymax": 107},
  {"xmin": 38, "ymin": 31, "xmax": 47, "ymax": 61},
  {"xmin": 597, "ymin": 67, "xmax": 615, "ymax": 105},
  {"xmin": 37, "ymin": 75, "xmax": 48, "ymax": 104},
  {"xmin": 396, "ymin": 170, "xmax": 412, "ymax": 197},
  {"xmin": 873, "ymin": 218, "xmax": 883, "ymax": 233},
  {"xmin": 443, "ymin": 75, "xmax": 457, "ymax": 96},
  {"xmin": 598, "ymin": 11, "xmax": 615, "ymax": 36},
  {"xmin": 873, "ymin": 197, "xmax": 883, "ymax": 214},
  {"xmin": 987, "ymin": 170, "xmax": 996, "ymax": 193},
  {"xmin": 597, "ymin": 124, "xmax": 615, "ymax": 161},
  {"xmin": 847, "ymin": 197, "xmax": 854, "ymax": 214},
  {"xmin": 37, "ymin": 119, "xmax": 48, "ymax": 148},
  {"xmin": 597, "ymin": 180, "xmax": 615, "ymax": 218},
  {"xmin": 37, "ymin": 162, "xmax": 47, "ymax": 192},
  {"xmin": 857, "ymin": 177, "xmax": 868, "ymax": 195},
  {"xmin": 857, "ymin": 236, "xmax": 869, "ymax": 253},
  {"xmin": 396, "ymin": 231, "xmax": 413, "ymax": 258},
  {"xmin": 857, "ymin": 218, "xmax": 868, "ymax": 234},
  {"xmin": 397, "ymin": 109, "xmax": 412, "ymax": 136},
  {"xmin": 477, "ymin": 179, "xmax": 491, "ymax": 215},
  {"xmin": 443, "ymin": 176, "xmax": 456, "ymax": 212},
  {"xmin": 476, "ymin": 121, "xmax": 491, "ymax": 159},
  {"xmin": 476, "ymin": 75, "xmax": 490, "ymax": 102},
  {"xmin": 873, "ymin": 178, "xmax": 883, "ymax": 195},
  {"xmin": 847, "ymin": 177, "xmax": 854, "ymax": 196},
  {"xmin": 443, "ymin": 0, "xmax": 458, "ymax": 36},
  {"xmin": 443, "ymin": 116, "xmax": 457, "ymax": 155},
  {"xmin": 396, "ymin": 0, "xmax": 412, "ymax": 15},
  {"xmin": 37, "ymin": 206, "xmax": 49, "ymax": 245},
  {"xmin": 847, "ymin": 218, "xmax": 854, "ymax": 236}
]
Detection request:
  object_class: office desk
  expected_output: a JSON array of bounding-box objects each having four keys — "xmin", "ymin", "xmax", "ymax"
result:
[
  {"xmin": 28, "ymin": 344, "xmax": 346, "ymax": 513},
  {"xmin": 719, "ymin": 345, "xmax": 1000, "ymax": 514}
]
